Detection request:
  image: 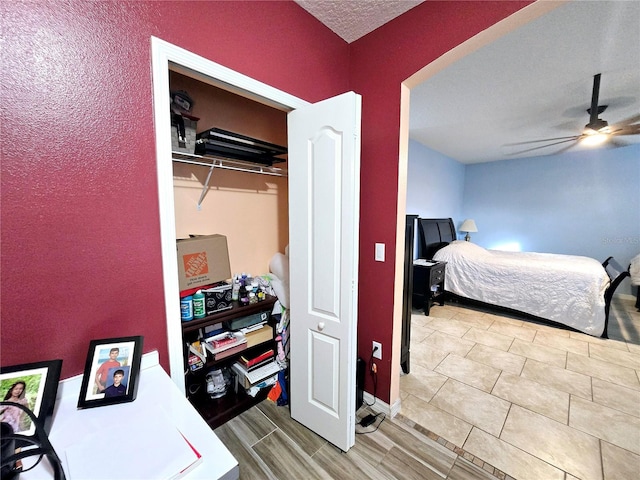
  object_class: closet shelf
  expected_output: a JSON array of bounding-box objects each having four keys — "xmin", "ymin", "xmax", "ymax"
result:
[{"xmin": 172, "ymin": 151, "xmax": 288, "ymax": 178}]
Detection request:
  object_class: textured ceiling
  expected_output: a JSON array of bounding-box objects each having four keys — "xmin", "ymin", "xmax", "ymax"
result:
[
  {"xmin": 409, "ymin": 0, "xmax": 640, "ymax": 163},
  {"xmin": 294, "ymin": 0, "xmax": 423, "ymax": 43},
  {"xmin": 295, "ymin": 1, "xmax": 639, "ymax": 163}
]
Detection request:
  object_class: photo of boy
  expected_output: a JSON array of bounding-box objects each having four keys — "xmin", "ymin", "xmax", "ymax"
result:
[
  {"xmin": 103, "ymin": 369, "xmax": 127, "ymax": 398},
  {"xmin": 94, "ymin": 347, "xmax": 121, "ymax": 393}
]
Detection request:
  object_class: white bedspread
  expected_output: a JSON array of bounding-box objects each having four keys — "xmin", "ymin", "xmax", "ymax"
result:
[{"xmin": 433, "ymin": 241, "xmax": 610, "ymax": 336}]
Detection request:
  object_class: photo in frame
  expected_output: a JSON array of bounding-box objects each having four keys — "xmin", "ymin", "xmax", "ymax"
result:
[
  {"xmin": 0, "ymin": 359, "xmax": 63, "ymax": 446},
  {"xmin": 77, "ymin": 336, "xmax": 143, "ymax": 409}
]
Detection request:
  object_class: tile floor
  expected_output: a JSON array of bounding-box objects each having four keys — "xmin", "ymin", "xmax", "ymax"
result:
[
  {"xmin": 215, "ymin": 399, "xmax": 500, "ymax": 479},
  {"xmin": 399, "ymin": 296, "xmax": 640, "ymax": 480}
]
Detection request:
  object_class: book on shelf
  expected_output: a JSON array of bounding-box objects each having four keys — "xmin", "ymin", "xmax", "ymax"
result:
[
  {"xmin": 203, "ymin": 331, "xmax": 247, "ymax": 359},
  {"xmin": 210, "ymin": 332, "xmax": 238, "ymax": 349},
  {"xmin": 187, "ymin": 341, "xmax": 206, "ymax": 371},
  {"xmin": 203, "ymin": 322, "xmax": 224, "ymax": 338},
  {"xmin": 204, "ymin": 331, "xmax": 246, "ymax": 352},
  {"xmin": 238, "ymin": 349, "xmax": 274, "ymax": 370},
  {"xmin": 232, "ymin": 360, "xmax": 282, "ymax": 388},
  {"xmin": 211, "ymin": 342, "xmax": 247, "ymax": 360}
]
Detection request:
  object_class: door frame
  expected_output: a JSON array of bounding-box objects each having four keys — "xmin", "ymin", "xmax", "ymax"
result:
[
  {"xmin": 394, "ymin": 1, "xmax": 565, "ymax": 405},
  {"xmin": 150, "ymin": 37, "xmax": 309, "ymax": 393}
]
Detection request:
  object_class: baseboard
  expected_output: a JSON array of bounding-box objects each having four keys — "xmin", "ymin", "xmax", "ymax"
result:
[{"xmin": 361, "ymin": 391, "xmax": 402, "ymax": 419}]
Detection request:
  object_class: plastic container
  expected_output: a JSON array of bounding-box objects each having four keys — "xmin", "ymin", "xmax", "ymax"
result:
[
  {"xmin": 239, "ymin": 285, "xmax": 251, "ymax": 306},
  {"xmin": 232, "ymin": 279, "xmax": 240, "ymax": 301},
  {"xmin": 193, "ymin": 290, "xmax": 206, "ymax": 319},
  {"xmin": 180, "ymin": 295, "xmax": 194, "ymax": 321}
]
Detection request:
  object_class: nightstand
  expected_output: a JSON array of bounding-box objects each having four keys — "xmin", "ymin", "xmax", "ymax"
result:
[{"xmin": 412, "ymin": 260, "xmax": 446, "ymax": 316}]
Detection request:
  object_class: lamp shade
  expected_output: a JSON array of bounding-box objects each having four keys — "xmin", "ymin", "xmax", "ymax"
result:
[{"xmin": 460, "ymin": 219, "xmax": 478, "ymax": 233}]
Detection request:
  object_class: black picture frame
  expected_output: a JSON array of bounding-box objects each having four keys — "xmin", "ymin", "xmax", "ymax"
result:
[
  {"xmin": 0, "ymin": 359, "xmax": 63, "ymax": 446},
  {"xmin": 77, "ymin": 336, "xmax": 143, "ymax": 409}
]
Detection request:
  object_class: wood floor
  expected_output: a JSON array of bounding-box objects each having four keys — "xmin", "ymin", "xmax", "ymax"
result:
[
  {"xmin": 214, "ymin": 297, "xmax": 640, "ymax": 479},
  {"xmin": 214, "ymin": 399, "xmax": 504, "ymax": 480}
]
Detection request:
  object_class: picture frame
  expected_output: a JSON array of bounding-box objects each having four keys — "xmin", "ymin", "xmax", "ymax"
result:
[
  {"xmin": 0, "ymin": 359, "xmax": 63, "ymax": 446},
  {"xmin": 77, "ymin": 336, "xmax": 143, "ymax": 409}
]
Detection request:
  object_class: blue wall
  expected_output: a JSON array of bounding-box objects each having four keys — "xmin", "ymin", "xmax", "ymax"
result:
[
  {"xmin": 407, "ymin": 142, "xmax": 640, "ymax": 294},
  {"xmin": 406, "ymin": 140, "xmax": 465, "ymax": 232}
]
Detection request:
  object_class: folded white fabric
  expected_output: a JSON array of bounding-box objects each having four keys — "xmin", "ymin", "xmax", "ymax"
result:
[
  {"xmin": 269, "ymin": 249, "xmax": 290, "ymax": 309},
  {"xmin": 630, "ymin": 254, "xmax": 640, "ymax": 286}
]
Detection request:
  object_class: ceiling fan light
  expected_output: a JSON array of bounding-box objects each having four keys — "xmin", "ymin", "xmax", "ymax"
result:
[{"xmin": 581, "ymin": 132, "xmax": 609, "ymax": 146}]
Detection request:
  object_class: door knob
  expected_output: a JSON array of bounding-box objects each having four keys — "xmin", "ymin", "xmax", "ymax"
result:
[{"xmin": 318, "ymin": 322, "xmax": 325, "ymax": 331}]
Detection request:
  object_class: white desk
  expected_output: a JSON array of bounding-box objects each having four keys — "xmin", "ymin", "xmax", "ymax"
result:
[{"xmin": 22, "ymin": 351, "xmax": 239, "ymax": 480}]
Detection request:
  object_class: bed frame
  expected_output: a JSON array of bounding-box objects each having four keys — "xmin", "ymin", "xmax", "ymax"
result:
[{"xmin": 416, "ymin": 217, "xmax": 630, "ymax": 338}]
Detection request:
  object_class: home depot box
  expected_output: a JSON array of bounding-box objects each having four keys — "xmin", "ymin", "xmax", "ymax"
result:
[{"xmin": 177, "ymin": 235, "xmax": 231, "ymax": 291}]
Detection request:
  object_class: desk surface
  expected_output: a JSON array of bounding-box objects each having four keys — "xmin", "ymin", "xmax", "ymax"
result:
[{"xmin": 21, "ymin": 352, "xmax": 239, "ymax": 480}]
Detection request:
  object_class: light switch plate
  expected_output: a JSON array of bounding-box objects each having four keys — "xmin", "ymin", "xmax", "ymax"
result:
[{"xmin": 375, "ymin": 243, "xmax": 385, "ymax": 262}]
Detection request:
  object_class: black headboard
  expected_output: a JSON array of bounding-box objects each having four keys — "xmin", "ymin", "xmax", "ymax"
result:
[{"xmin": 417, "ymin": 218, "xmax": 457, "ymax": 259}]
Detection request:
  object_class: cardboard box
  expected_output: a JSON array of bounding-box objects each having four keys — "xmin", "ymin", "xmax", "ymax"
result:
[
  {"xmin": 177, "ymin": 235, "xmax": 231, "ymax": 291},
  {"xmin": 245, "ymin": 325, "xmax": 273, "ymax": 348}
]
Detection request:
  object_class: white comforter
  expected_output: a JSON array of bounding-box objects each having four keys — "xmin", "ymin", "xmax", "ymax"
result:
[{"xmin": 433, "ymin": 241, "xmax": 610, "ymax": 336}]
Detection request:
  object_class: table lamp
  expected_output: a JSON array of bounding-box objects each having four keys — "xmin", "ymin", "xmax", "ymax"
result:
[{"xmin": 460, "ymin": 219, "xmax": 478, "ymax": 241}]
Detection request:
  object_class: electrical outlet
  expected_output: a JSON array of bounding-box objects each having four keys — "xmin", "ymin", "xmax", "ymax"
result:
[{"xmin": 372, "ymin": 341, "xmax": 382, "ymax": 360}]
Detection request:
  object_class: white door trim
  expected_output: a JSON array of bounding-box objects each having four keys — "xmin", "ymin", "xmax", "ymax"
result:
[{"xmin": 150, "ymin": 36, "xmax": 309, "ymax": 393}]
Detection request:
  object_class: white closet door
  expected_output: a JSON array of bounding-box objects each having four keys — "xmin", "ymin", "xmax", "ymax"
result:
[{"xmin": 288, "ymin": 91, "xmax": 361, "ymax": 452}]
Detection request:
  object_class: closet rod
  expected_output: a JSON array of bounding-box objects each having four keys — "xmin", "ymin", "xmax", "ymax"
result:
[{"xmin": 172, "ymin": 152, "xmax": 288, "ymax": 177}]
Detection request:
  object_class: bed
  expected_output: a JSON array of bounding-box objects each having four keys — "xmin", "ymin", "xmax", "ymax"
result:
[{"xmin": 416, "ymin": 218, "xmax": 630, "ymax": 338}]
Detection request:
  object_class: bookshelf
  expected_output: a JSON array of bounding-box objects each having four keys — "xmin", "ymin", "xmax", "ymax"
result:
[{"xmin": 182, "ymin": 295, "xmax": 281, "ymax": 428}]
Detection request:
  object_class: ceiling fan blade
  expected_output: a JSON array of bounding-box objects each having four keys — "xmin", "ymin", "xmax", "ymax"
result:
[
  {"xmin": 503, "ymin": 135, "xmax": 580, "ymax": 147},
  {"xmin": 503, "ymin": 137, "xmax": 579, "ymax": 156},
  {"xmin": 613, "ymin": 114, "xmax": 640, "ymax": 127},
  {"xmin": 553, "ymin": 140, "xmax": 581, "ymax": 155},
  {"xmin": 589, "ymin": 73, "xmax": 601, "ymax": 126},
  {"xmin": 611, "ymin": 124, "xmax": 640, "ymax": 136}
]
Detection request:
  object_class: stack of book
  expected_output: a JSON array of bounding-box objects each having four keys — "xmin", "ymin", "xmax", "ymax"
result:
[
  {"xmin": 232, "ymin": 359, "xmax": 281, "ymax": 389},
  {"xmin": 204, "ymin": 331, "xmax": 247, "ymax": 360},
  {"xmin": 238, "ymin": 349, "xmax": 274, "ymax": 371}
]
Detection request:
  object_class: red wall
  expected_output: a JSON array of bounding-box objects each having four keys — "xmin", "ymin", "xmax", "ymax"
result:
[
  {"xmin": 349, "ymin": 1, "xmax": 532, "ymax": 400},
  {"xmin": 0, "ymin": 0, "xmax": 348, "ymax": 380},
  {"xmin": 1, "ymin": 0, "xmax": 531, "ymax": 403}
]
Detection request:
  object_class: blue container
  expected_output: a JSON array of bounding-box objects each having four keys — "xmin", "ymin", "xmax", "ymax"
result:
[{"xmin": 181, "ymin": 295, "xmax": 194, "ymax": 321}]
